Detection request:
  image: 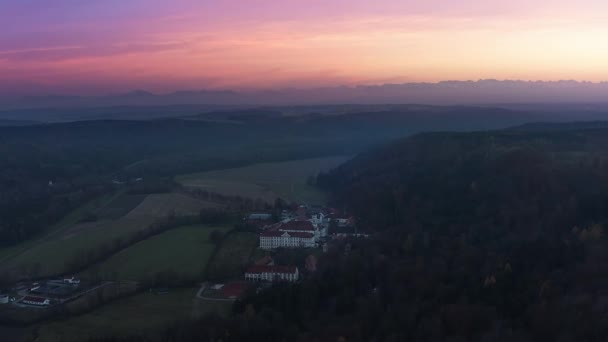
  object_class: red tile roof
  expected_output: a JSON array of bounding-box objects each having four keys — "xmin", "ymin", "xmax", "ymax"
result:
[
  {"xmin": 22, "ymin": 296, "xmax": 48, "ymax": 303},
  {"xmin": 279, "ymin": 220, "xmax": 315, "ymax": 232},
  {"xmin": 246, "ymin": 265, "xmax": 297, "ymax": 275},
  {"xmin": 263, "ymin": 222, "xmax": 282, "ymax": 231},
  {"xmin": 255, "ymin": 256, "xmax": 274, "ymax": 265},
  {"xmin": 305, "ymin": 255, "xmax": 318, "ymax": 272},
  {"xmin": 260, "ymin": 230, "xmax": 314, "ymax": 238},
  {"xmin": 286, "ymin": 231, "xmax": 314, "ymax": 238},
  {"xmin": 245, "ymin": 220, "xmax": 273, "ymax": 229},
  {"xmin": 221, "ymin": 282, "xmax": 249, "ymax": 298}
]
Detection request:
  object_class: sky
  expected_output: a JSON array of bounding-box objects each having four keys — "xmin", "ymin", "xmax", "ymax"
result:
[{"xmin": 2, "ymin": 0, "xmax": 608, "ymax": 95}]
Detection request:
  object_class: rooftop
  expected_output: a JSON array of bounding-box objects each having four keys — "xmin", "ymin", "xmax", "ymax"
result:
[
  {"xmin": 246, "ymin": 265, "xmax": 298, "ymax": 275},
  {"xmin": 247, "ymin": 213, "xmax": 273, "ymax": 220},
  {"xmin": 260, "ymin": 230, "xmax": 314, "ymax": 238},
  {"xmin": 22, "ymin": 296, "xmax": 48, "ymax": 303},
  {"xmin": 221, "ymin": 282, "xmax": 249, "ymax": 298},
  {"xmin": 279, "ymin": 220, "xmax": 315, "ymax": 232},
  {"xmin": 255, "ymin": 255, "xmax": 274, "ymax": 265}
]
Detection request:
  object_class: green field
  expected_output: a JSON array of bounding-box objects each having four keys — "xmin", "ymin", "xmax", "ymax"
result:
[
  {"xmin": 96, "ymin": 194, "xmax": 147, "ymax": 220},
  {"xmin": 0, "ymin": 192, "xmax": 122, "ymax": 264},
  {"xmin": 0, "ymin": 192, "xmax": 219, "ymax": 279},
  {"xmin": 176, "ymin": 156, "xmax": 350, "ymax": 204},
  {"xmin": 34, "ymin": 288, "xmax": 231, "ymax": 342},
  {"xmin": 125, "ymin": 193, "xmax": 220, "ymax": 219},
  {"xmin": 92, "ymin": 224, "xmax": 232, "ymax": 281},
  {"xmin": 206, "ymin": 232, "xmax": 259, "ymax": 280}
]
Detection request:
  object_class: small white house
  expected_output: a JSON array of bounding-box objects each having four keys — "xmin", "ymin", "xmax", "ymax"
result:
[{"xmin": 63, "ymin": 276, "xmax": 81, "ymax": 285}]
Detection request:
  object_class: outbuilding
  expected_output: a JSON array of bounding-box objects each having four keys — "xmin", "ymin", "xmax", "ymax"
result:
[
  {"xmin": 22, "ymin": 296, "xmax": 50, "ymax": 306},
  {"xmin": 245, "ymin": 265, "xmax": 299, "ymax": 282}
]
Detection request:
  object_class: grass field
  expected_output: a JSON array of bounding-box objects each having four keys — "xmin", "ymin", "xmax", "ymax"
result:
[
  {"xmin": 35, "ymin": 288, "xmax": 231, "ymax": 342},
  {"xmin": 0, "ymin": 192, "xmax": 121, "ymax": 264},
  {"xmin": 206, "ymin": 232, "xmax": 259, "ymax": 280},
  {"xmin": 0, "ymin": 192, "xmax": 219, "ymax": 279},
  {"xmin": 206, "ymin": 231, "xmax": 258, "ymax": 280},
  {"xmin": 91, "ymin": 224, "xmax": 232, "ymax": 281},
  {"xmin": 176, "ymin": 156, "xmax": 350, "ymax": 204},
  {"xmin": 126, "ymin": 193, "xmax": 219, "ymax": 219},
  {"xmin": 96, "ymin": 194, "xmax": 147, "ymax": 220}
]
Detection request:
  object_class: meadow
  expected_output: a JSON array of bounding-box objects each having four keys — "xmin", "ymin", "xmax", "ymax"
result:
[
  {"xmin": 0, "ymin": 193, "xmax": 121, "ymax": 264},
  {"xmin": 1, "ymin": 156, "xmax": 343, "ymax": 280},
  {"xmin": 95, "ymin": 194, "xmax": 147, "ymax": 220},
  {"xmin": 92, "ymin": 224, "xmax": 232, "ymax": 281},
  {"xmin": 176, "ymin": 156, "xmax": 350, "ymax": 204},
  {"xmin": 206, "ymin": 232, "xmax": 259, "ymax": 280},
  {"xmin": 34, "ymin": 288, "xmax": 231, "ymax": 342},
  {"xmin": 0, "ymin": 192, "xmax": 217, "ymax": 279}
]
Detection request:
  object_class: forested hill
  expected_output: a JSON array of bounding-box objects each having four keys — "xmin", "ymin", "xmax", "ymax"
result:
[
  {"xmin": 275, "ymin": 124, "xmax": 608, "ymax": 341},
  {"xmin": 509, "ymin": 120, "xmax": 608, "ymax": 132},
  {"xmin": 197, "ymin": 124, "xmax": 608, "ymax": 342},
  {"xmin": 319, "ymin": 125, "xmax": 608, "ymax": 234},
  {"xmin": 0, "ymin": 105, "xmax": 534, "ymax": 248}
]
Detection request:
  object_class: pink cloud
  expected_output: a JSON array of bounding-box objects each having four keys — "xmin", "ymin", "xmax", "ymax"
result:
[{"xmin": 2, "ymin": 0, "xmax": 608, "ymax": 94}]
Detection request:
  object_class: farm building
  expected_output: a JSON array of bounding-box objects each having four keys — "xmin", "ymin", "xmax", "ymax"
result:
[
  {"xmin": 22, "ymin": 296, "xmax": 50, "ymax": 306},
  {"xmin": 245, "ymin": 265, "xmax": 299, "ymax": 282},
  {"xmin": 63, "ymin": 276, "xmax": 81, "ymax": 285},
  {"xmin": 246, "ymin": 213, "xmax": 273, "ymax": 221},
  {"xmin": 244, "ymin": 212, "xmax": 275, "ymax": 229}
]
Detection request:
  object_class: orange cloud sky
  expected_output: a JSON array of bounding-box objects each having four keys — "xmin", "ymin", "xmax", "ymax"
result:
[{"xmin": 2, "ymin": 0, "xmax": 608, "ymax": 94}]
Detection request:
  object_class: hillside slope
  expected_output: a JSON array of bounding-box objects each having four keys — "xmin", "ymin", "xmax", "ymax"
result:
[
  {"xmin": 319, "ymin": 126, "xmax": 608, "ymax": 234},
  {"xmin": 0, "ymin": 105, "xmax": 543, "ymax": 248},
  {"xmin": 223, "ymin": 123, "xmax": 608, "ymax": 341}
]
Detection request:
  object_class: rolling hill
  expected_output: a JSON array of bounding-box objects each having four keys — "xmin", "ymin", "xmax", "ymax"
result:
[{"xmin": 319, "ymin": 124, "xmax": 608, "ymax": 233}]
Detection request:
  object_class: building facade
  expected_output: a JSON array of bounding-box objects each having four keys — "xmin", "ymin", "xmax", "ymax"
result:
[
  {"xmin": 245, "ymin": 265, "xmax": 299, "ymax": 282},
  {"xmin": 259, "ymin": 230, "xmax": 315, "ymax": 250},
  {"xmin": 22, "ymin": 296, "xmax": 50, "ymax": 306}
]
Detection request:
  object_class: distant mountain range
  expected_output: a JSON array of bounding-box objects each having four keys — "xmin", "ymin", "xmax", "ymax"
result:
[{"xmin": 2, "ymin": 80, "xmax": 608, "ymax": 109}]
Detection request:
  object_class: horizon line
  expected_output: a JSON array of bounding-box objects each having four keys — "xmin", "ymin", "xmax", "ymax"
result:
[{"xmin": 4, "ymin": 78, "xmax": 608, "ymax": 98}]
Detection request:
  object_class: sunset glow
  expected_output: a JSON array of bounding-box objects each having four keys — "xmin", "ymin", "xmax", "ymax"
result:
[{"xmin": 2, "ymin": 0, "xmax": 608, "ymax": 94}]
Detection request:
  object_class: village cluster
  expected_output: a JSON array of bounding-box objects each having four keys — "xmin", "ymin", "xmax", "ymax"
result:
[
  {"xmin": 242, "ymin": 205, "xmax": 360, "ymax": 283},
  {"xmin": 199, "ymin": 205, "xmax": 362, "ymax": 301},
  {"xmin": 2, "ymin": 205, "xmax": 365, "ymax": 309}
]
